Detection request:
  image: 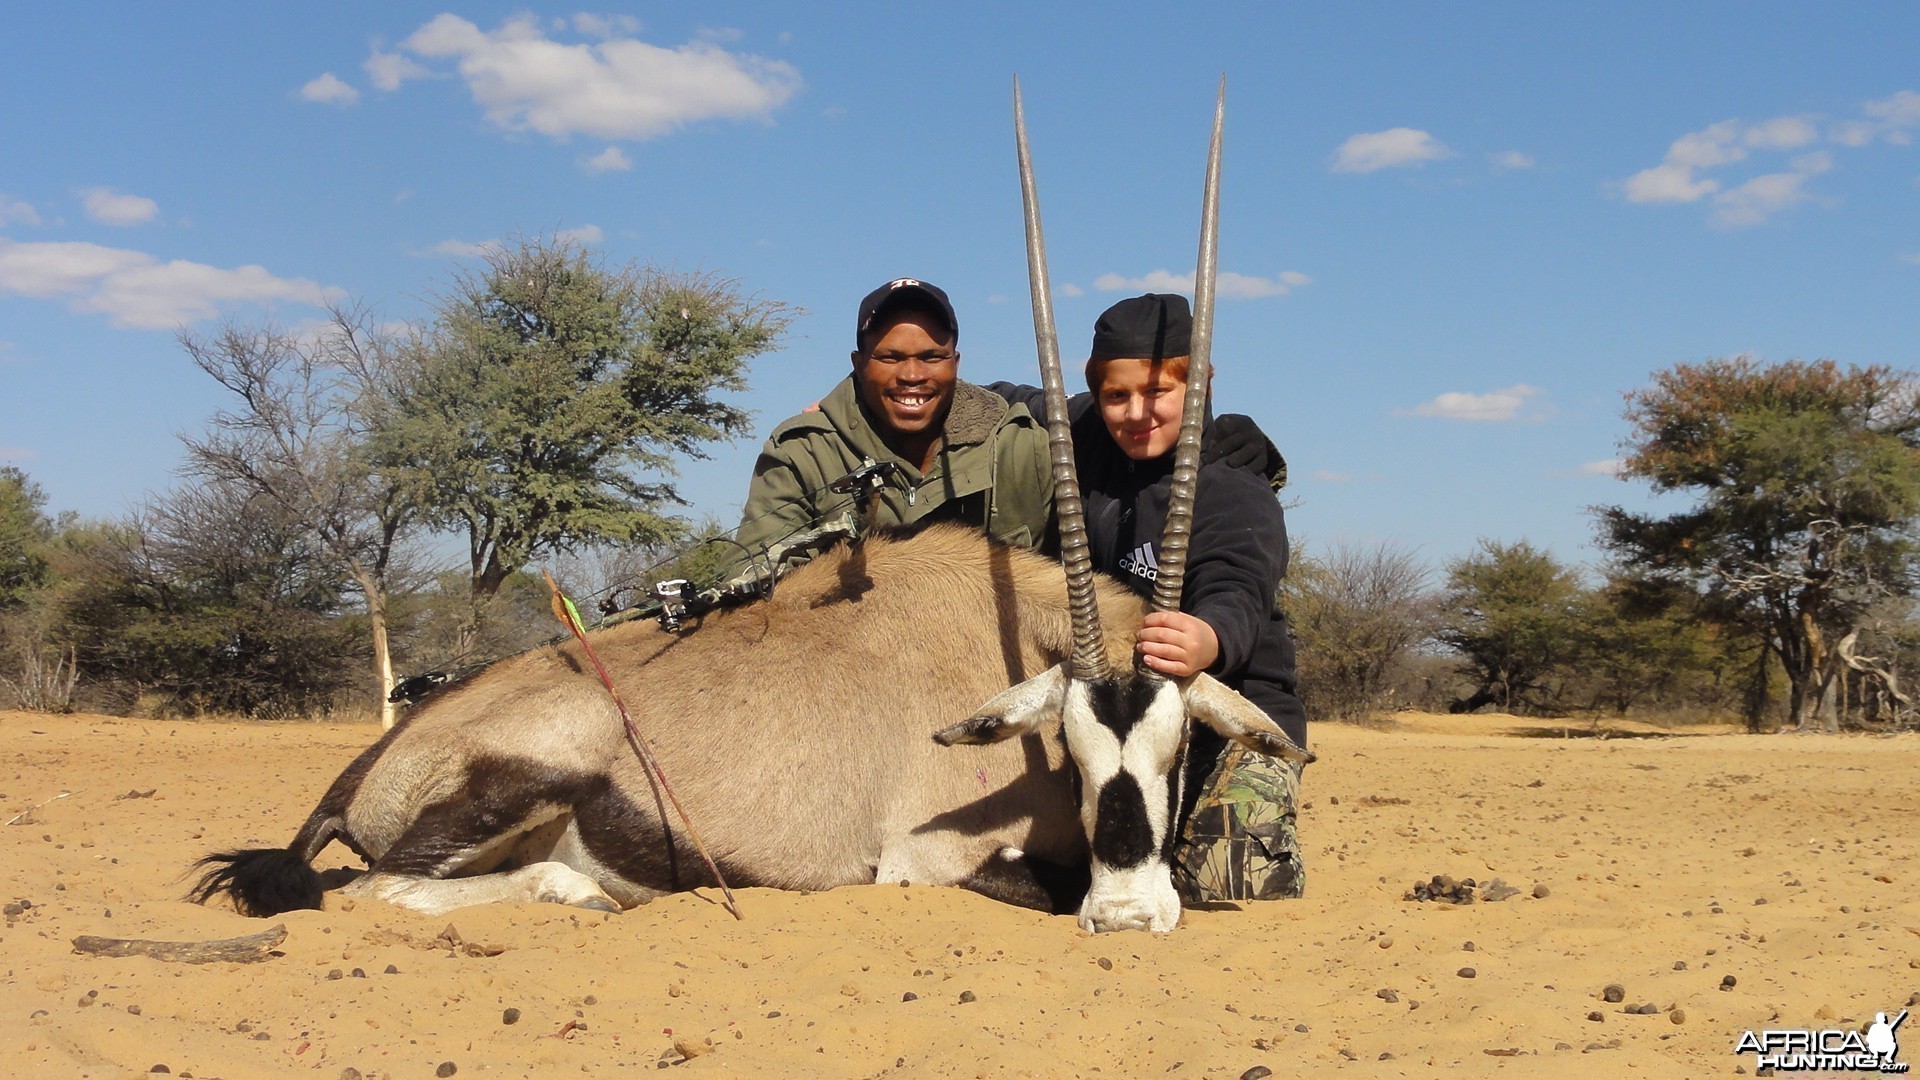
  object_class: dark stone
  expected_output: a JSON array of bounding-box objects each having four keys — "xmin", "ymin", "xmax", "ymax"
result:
[
  {"xmin": 436, "ymin": 1063, "xmax": 457, "ymax": 1078},
  {"xmin": 1457, "ymin": 968, "xmax": 1477, "ymax": 979},
  {"xmin": 1240, "ymin": 1069, "xmax": 1273, "ymax": 1080},
  {"xmin": 502, "ymin": 1008, "xmax": 521, "ymax": 1025},
  {"xmin": 1602, "ymin": 983, "xmax": 1625, "ymax": 1003},
  {"xmin": 958, "ymin": 991, "xmax": 977, "ymax": 1004},
  {"xmin": 902, "ymin": 992, "xmax": 917, "ymax": 1002}
]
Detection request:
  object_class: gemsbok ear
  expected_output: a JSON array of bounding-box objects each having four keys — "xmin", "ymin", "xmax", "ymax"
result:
[
  {"xmin": 934, "ymin": 665, "xmax": 1069, "ymax": 746},
  {"xmin": 1183, "ymin": 673, "xmax": 1316, "ymax": 767}
]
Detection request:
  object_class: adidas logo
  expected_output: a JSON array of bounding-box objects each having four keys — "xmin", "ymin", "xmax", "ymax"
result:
[{"xmin": 1117, "ymin": 542, "xmax": 1159, "ymax": 582}]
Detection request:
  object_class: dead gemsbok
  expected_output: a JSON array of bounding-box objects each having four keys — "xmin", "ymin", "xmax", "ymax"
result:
[{"xmin": 192, "ymin": 79, "xmax": 1310, "ymax": 933}]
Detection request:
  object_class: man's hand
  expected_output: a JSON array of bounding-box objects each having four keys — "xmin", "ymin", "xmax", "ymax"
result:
[{"xmin": 1136, "ymin": 611, "xmax": 1220, "ymax": 677}]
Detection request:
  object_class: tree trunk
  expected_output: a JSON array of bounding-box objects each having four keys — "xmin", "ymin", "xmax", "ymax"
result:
[
  {"xmin": 371, "ymin": 594, "xmax": 396, "ymax": 730},
  {"xmin": 1745, "ymin": 644, "xmax": 1771, "ymax": 733},
  {"xmin": 350, "ymin": 566, "xmax": 398, "ymax": 730}
]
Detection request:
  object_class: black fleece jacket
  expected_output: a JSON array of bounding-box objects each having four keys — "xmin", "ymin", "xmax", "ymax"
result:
[{"xmin": 987, "ymin": 383, "xmax": 1309, "ymax": 751}]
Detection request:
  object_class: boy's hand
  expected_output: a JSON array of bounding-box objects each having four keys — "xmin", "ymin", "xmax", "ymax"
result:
[{"xmin": 1135, "ymin": 611, "xmax": 1220, "ymax": 677}]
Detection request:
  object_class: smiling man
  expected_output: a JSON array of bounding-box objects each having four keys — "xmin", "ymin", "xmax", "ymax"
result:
[{"xmin": 722, "ymin": 278, "xmax": 1056, "ymax": 577}]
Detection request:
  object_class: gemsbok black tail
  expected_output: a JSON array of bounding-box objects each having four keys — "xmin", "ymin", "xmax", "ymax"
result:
[{"xmin": 189, "ymin": 847, "xmax": 325, "ymax": 917}]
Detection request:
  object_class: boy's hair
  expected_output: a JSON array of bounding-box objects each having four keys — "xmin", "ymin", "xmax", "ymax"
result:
[{"xmin": 1085, "ymin": 355, "xmax": 1192, "ymax": 393}]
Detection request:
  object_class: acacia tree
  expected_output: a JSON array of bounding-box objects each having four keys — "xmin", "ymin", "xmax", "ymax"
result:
[
  {"xmin": 1438, "ymin": 539, "xmax": 1584, "ymax": 715},
  {"xmin": 1600, "ymin": 357, "xmax": 1920, "ymax": 731},
  {"xmin": 371, "ymin": 235, "xmax": 791, "ymax": 647},
  {"xmin": 179, "ymin": 305, "xmax": 419, "ymax": 727},
  {"xmin": 1567, "ymin": 570, "xmax": 1723, "ymax": 716}
]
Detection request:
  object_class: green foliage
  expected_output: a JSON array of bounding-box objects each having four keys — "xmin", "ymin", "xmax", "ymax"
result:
[
  {"xmin": 53, "ymin": 483, "xmax": 366, "ymax": 718},
  {"xmin": 1438, "ymin": 539, "xmax": 1584, "ymax": 715},
  {"xmin": 1601, "ymin": 356, "xmax": 1920, "ymax": 729},
  {"xmin": 1567, "ymin": 570, "xmax": 1730, "ymax": 716},
  {"xmin": 373, "ymin": 235, "xmax": 794, "ymax": 599},
  {"xmin": 0, "ymin": 466, "xmax": 54, "ymax": 608}
]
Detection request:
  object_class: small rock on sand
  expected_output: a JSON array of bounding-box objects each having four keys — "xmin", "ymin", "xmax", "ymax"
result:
[{"xmin": 1603, "ymin": 984, "xmax": 1625, "ymax": 1003}]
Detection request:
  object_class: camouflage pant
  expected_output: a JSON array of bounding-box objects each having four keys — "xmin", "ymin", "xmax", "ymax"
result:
[{"xmin": 1172, "ymin": 747, "xmax": 1304, "ymax": 903}]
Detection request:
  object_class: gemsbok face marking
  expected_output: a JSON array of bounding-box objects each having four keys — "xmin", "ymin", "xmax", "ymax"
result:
[{"xmin": 939, "ymin": 663, "xmax": 1304, "ymax": 933}]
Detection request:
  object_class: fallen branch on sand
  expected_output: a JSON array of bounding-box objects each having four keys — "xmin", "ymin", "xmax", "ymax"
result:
[
  {"xmin": 71, "ymin": 924, "xmax": 287, "ymax": 964},
  {"xmin": 5, "ymin": 789, "xmax": 78, "ymax": 826}
]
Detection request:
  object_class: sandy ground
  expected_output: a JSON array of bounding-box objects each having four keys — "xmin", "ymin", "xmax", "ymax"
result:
[{"xmin": 2, "ymin": 708, "xmax": 1917, "ymax": 1079}]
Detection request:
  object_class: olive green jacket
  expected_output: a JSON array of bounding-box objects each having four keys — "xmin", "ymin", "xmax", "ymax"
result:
[{"xmin": 720, "ymin": 377, "xmax": 1054, "ymax": 580}]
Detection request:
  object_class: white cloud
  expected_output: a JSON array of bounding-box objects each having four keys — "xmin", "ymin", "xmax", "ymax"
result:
[
  {"xmin": 0, "ymin": 238, "xmax": 339, "ymax": 329},
  {"xmin": 1668, "ymin": 120, "xmax": 1748, "ymax": 168},
  {"xmin": 1864, "ymin": 90, "xmax": 1920, "ymax": 137},
  {"xmin": 1624, "ymin": 92, "xmax": 1920, "ymax": 222},
  {"xmin": 1060, "ymin": 282, "xmax": 1085, "ymax": 298},
  {"xmin": 0, "ymin": 193, "xmax": 40, "ymax": 226},
  {"xmin": 300, "ymin": 72, "xmax": 359, "ymax": 105},
  {"xmin": 1622, "ymin": 120, "xmax": 1745, "ymax": 203},
  {"xmin": 391, "ymin": 13, "xmax": 802, "ymax": 141},
  {"xmin": 365, "ymin": 49, "xmax": 430, "ymax": 92},
  {"xmin": 1710, "ymin": 151, "xmax": 1833, "ymax": 228},
  {"xmin": 80, "ymin": 187, "xmax": 159, "ymax": 226},
  {"xmin": 582, "ymin": 146, "xmax": 632, "ymax": 173},
  {"xmin": 0, "ymin": 445, "xmax": 36, "ymax": 462},
  {"xmin": 1900, "ymin": 251, "xmax": 1920, "ymax": 266},
  {"xmin": 1092, "ymin": 268, "xmax": 1310, "ymax": 299},
  {"xmin": 1577, "ymin": 459, "xmax": 1624, "ymax": 477},
  {"xmin": 1402, "ymin": 384, "xmax": 1547, "ymax": 422},
  {"xmin": 1490, "ymin": 150, "xmax": 1535, "ymax": 170},
  {"xmin": 558, "ymin": 224, "xmax": 605, "ymax": 246},
  {"xmin": 1623, "ymin": 162, "xmax": 1720, "ymax": 203},
  {"xmin": 1332, "ymin": 128, "xmax": 1451, "ymax": 173},
  {"xmin": 1311, "ymin": 469, "xmax": 1354, "ymax": 484},
  {"xmin": 1744, "ymin": 116, "xmax": 1817, "ymax": 150}
]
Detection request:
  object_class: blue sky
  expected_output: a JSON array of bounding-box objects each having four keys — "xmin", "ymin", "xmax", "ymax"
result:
[{"xmin": 3, "ymin": 3, "xmax": 1916, "ymax": 571}]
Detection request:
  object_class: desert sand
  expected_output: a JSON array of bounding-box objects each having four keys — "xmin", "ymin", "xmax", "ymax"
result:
[{"xmin": 2, "ymin": 707, "xmax": 1916, "ymax": 1079}]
